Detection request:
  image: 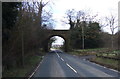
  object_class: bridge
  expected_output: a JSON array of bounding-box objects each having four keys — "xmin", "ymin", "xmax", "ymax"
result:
[{"xmin": 43, "ymin": 30, "xmax": 70, "ymax": 52}]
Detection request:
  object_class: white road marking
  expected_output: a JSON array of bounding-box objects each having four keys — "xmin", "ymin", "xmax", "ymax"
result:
[
  {"xmin": 42, "ymin": 56, "xmax": 44, "ymax": 59},
  {"xmin": 86, "ymin": 60, "xmax": 120, "ymax": 73},
  {"xmin": 83, "ymin": 59, "xmax": 86, "ymax": 60},
  {"xmin": 66, "ymin": 63, "xmax": 77, "ymax": 73},
  {"xmin": 109, "ymin": 68, "xmax": 120, "ymax": 73},
  {"xmin": 56, "ymin": 51, "xmax": 78, "ymax": 74},
  {"xmin": 28, "ymin": 56, "xmax": 44, "ymax": 79},
  {"xmin": 56, "ymin": 52, "xmax": 60, "ymax": 58},
  {"xmin": 61, "ymin": 57, "xmax": 64, "ymax": 61}
]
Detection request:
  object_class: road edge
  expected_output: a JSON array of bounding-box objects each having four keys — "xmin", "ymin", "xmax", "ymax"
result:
[
  {"xmin": 73, "ymin": 54, "xmax": 120, "ymax": 73},
  {"xmin": 28, "ymin": 56, "xmax": 44, "ymax": 79}
]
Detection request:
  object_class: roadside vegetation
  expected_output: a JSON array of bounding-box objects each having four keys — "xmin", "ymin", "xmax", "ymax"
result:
[
  {"xmin": 68, "ymin": 48, "xmax": 120, "ymax": 71},
  {"xmin": 2, "ymin": 49, "xmax": 44, "ymax": 77},
  {"xmin": 2, "ymin": 1, "xmax": 52, "ymax": 77},
  {"xmin": 68, "ymin": 48, "xmax": 109, "ymax": 56},
  {"xmin": 91, "ymin": 50, "xmax": 120, "ymax": 71},
  {"xmin": 89, "ymin": 57, "xmax": 119, "ymax": 71}
]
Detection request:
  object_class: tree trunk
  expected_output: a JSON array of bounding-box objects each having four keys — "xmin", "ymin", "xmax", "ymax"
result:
[
  {"xmin": 82, "ymin": 23, "xmax": 85, "ymax": 49},
  {"xmin": 21, "ymin": 30, "xmax": 24, "ymax": 67},
  {"xmin": 111, "ymin": 34, "xmax": 114, "ymax": 49}
]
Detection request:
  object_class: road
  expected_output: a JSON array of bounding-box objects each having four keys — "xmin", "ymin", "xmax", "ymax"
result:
[{"xmin": 33, "ymin": 50, "xmax": 120, "ymax": 77}]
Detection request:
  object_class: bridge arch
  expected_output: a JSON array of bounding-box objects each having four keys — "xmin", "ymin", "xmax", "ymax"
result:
[{"xmin": 43, "ymin": 30, "xmax": 70, "ymax": 52}]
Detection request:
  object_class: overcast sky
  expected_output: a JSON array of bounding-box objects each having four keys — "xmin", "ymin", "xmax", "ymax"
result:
[
  {"xmin": 45, "ymin": 0, "xmax": 120, "ymax": 45},
  {"xmin": 48, "ymin": 0, "xmax": 120, "ymax": 45},
  {"xmin": 53, "ymin": 0, "xmax": 119, "ymax": 28}
]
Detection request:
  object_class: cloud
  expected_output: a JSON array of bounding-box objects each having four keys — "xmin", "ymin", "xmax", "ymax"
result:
[
  {"xmin": 50, "ymin": 0, "xmax": 119, "ymax": 44},
  {"xmin": 52, "ymin": 0, "xmax": 119, "ymax": 30}
]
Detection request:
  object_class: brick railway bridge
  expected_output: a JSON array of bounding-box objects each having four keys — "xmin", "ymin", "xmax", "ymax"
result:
[{"xmin": 43, "ymin": 30, "xmax": 70, "ymax": 52}]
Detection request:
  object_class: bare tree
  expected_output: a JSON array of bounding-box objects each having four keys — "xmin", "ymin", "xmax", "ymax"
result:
[
  {"xmin": 76, "ymin": 11, "xmax": 87, "ymax": 49},
  {"xmin": 64, "ymin": 9, "xmax": 99, "ymax": 49},
  {"xmin": 105, "ymin": 14, "xmax": 118, "ymax": 49},
  {"xmin": 15, "ymin": 0, "xmax": 53, "ymax": 66},
  {"xmin": 76, "ymin": 11, "xmax": 96, "ymax": 49},
  {"xmin": 65, "ymin": 9, "xmax": 76, "ymax": 30}
]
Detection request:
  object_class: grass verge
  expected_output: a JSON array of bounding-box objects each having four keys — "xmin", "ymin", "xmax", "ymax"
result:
[
  {"xmin": 3, "ymin": 55, "xmax": 43, "ymax": 77},
  {"xmin": 89, "ymin": 57, "xmax": 120, "ymax": 71},
  {"xmin": 68, "ymin": 48, "xmax": 100, "ymax": 56},
  {"xmin": 69, "ymin": 48, "xmax": 120, "ymax": 71}
]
